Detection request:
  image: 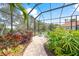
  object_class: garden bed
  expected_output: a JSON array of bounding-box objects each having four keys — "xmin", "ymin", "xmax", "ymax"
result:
[
  {"xmin": 45, "ymin": 28, "xmax": 79, "ymax": 56},
  {"xmin": 0, "ymin": 41, "xmax": 31, "ymax": 56},
  {"xmin": 0, "ymin": 31, "xmax": 33, "ymax": 56},
  {"xmin": 44, "ymin": 44, "xmax": 54, "ymax": 56}
]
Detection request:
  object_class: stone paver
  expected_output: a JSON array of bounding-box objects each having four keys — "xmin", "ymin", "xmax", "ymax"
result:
[{"xmin": 23, "ymin": 36, "xmax": 47, "ymax": 56}]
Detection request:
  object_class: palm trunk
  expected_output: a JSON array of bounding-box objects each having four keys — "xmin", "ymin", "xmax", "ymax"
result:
[
  {"xmin": 10, "ymin": 4, "xmax": 13, "ymax": 33},
  {"xmin": 10, "ymin": 11, "xmax": 13, "ymax": 33}
]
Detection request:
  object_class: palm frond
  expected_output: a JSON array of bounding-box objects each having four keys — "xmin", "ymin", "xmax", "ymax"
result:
[{"xmin": 15, "ymin": 4, "xmax": 28, "ymax": 23}]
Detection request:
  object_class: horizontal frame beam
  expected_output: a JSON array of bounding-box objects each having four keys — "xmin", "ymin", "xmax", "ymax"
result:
[
  {"xmin": 38, "ymin": 15, "xmax": 79, "ymax": 21},
  {"xmin": 28, "ymin": 3, "xmax": 42, "ymax": 15},
  {"xmin": 35, "ymin": 3, "xmax": 77, "ymax": 19}
]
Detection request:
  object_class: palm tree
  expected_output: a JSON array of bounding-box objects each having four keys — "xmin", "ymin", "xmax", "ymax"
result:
[{"xmin": 9, "ymin": 3, "xmax": 28, "ymax": 33}]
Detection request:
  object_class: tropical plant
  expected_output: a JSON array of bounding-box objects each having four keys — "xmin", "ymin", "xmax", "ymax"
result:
[
  {"xmin": 0, "ymin": 3, "xmax": 28, "ymax": 33},
  {"xmin": 9, "ymin": 3, "xmax": 28, "ymax": 33},
  {"xmin": 46, "ymin": 28, "xmax": 79, "ymax": 56},
  {"xmin": 48, "ymin": 24, "xmax": 60, "ymax": 31},
  {"xmin": 0, "ymin": 31, "xmax": 33, "ymax": 56}
]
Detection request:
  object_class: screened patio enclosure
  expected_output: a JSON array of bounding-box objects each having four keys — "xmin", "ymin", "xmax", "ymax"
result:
[{"xmin": 0, "ymin": 3, "xmax": 79, "ymax": 35}]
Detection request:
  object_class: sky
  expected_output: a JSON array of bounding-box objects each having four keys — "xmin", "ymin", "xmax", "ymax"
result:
[
  {"xmin": 21, "ymin": 3, "xmax": 79, "ymax": 24},
  {"xmin": 0, "ymin": 3, "xmax": 79, "ymax": 29}
]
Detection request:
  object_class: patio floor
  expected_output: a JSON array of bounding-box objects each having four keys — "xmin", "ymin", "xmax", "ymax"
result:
[{"xmin": 23, "ymin": 36, "xmax": 47, "ymax": 56}]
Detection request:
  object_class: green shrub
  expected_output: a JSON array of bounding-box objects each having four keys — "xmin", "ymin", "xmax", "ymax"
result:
[{"xmin": 46, "ymin": 28, "xmax": 79, "ymax": 56}]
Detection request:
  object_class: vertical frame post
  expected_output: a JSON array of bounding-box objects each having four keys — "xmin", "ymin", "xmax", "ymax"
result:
[
  {"xmin": 38, "ymin": 21, "xmax": 39, "ymax": 33},
  {"xmin": 76, "ymin": 15, "xmax": 77, "ymax": 30},
  {"xmin": 71, "ymin": 16, "xmax": 72, "ymax": 30},
  {"xmin": 34, "ymin": 18, "xmax": 36, "ymax": 36},
  {"xmin": 27, "ymin": 16, "xmax": 29, "ymax": 30}
]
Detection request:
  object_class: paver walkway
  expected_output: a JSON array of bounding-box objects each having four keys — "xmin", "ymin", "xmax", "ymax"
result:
[{"xmin": 23, "ymin": 36, "xmax": 47, "ymax": 56}]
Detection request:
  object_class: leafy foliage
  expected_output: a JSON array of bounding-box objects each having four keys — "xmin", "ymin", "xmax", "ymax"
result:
[
  {"xmin": 9, "ymin": 3, "xmax": 28, "ymax": 23},
  {"xmin": 9, "ymin": 3, "xmax": 29, "ymax": 32},
  {"xmin": 0, "ymin": 31, "xmax": 32, "ymax": 56},
  {"xmin": 48, "ymin": 24, "xmax": 60, "ymax": 31},
  {"xmin": 46, "ymin": 28, "xmax": 79, "ymax": 56}
]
